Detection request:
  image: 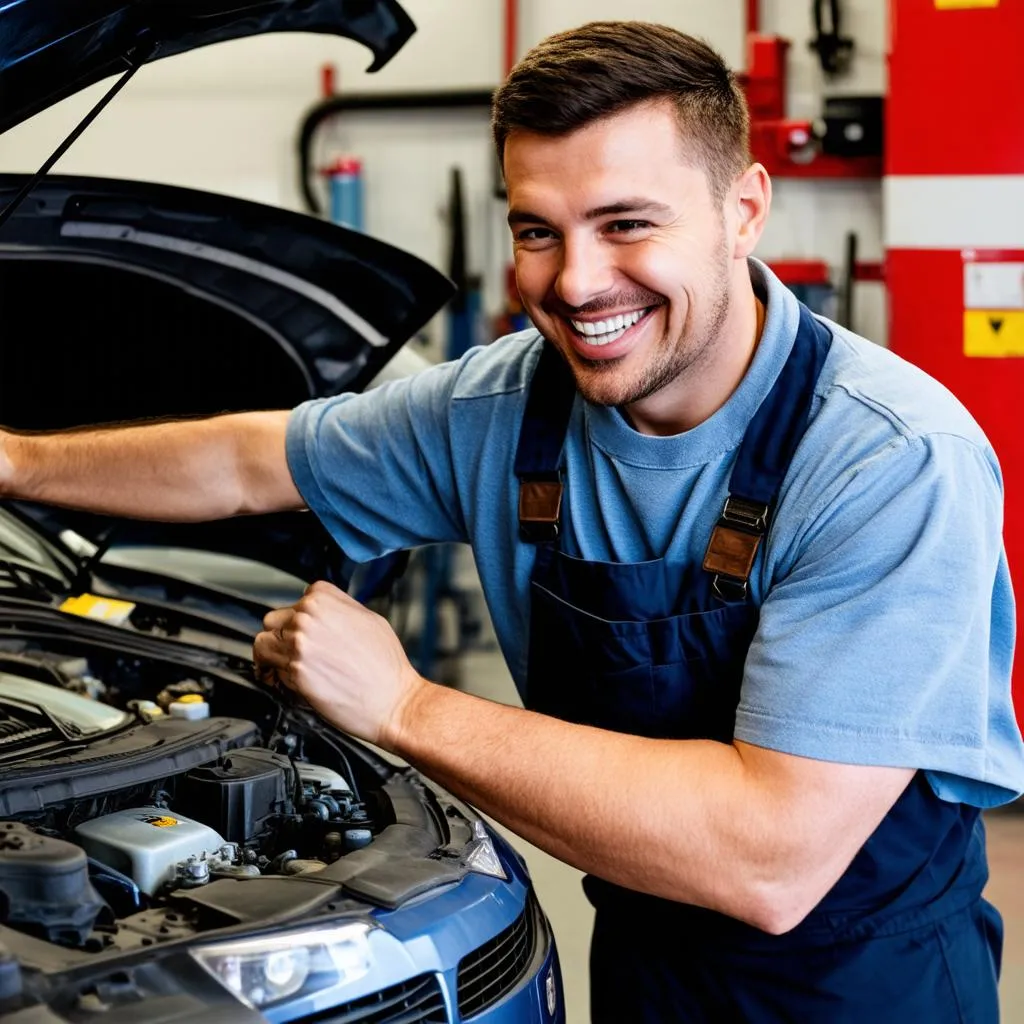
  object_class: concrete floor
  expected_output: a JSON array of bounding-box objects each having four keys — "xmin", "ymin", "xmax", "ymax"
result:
[
  {"xmin": 460, "ymin": 647, "xmax": 1024, "ymax": 1024},
  {"xmin": 985, "ymin": 810, "xmax": 1024, "ymax": 1021}
]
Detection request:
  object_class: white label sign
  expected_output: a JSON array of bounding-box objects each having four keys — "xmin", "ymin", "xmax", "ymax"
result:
[{"xmin": 964, "ymin": 261, "xmax": 1024, "ymax": 310}]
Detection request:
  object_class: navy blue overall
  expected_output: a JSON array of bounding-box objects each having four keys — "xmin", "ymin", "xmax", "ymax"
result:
[{"xmin": 514, "ymin": 305, "xmax": 1003, "ymax": 1022}]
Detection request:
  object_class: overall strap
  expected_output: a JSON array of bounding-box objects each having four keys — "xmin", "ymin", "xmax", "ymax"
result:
[
  {"xmin": 514, "ymin": 343, "xmax": 577, "ymax": 542},
  {"xmin": 703, "ymin": 304, "xmax": 833, "ymax": 600}
]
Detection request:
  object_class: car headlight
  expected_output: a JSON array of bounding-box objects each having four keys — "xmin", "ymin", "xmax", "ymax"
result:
[
  {"xmin": 190, "ymin": 921, "xmax": 374, "ymax": 1010},
  {"xmin": 463, "ymin": 821, "xmax": 508, "ymax": 881}
]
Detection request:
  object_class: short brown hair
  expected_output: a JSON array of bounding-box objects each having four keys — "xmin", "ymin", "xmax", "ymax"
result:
[{"xmin": 492, "ymin": 21, "xmax": 751, "ymax": 202}]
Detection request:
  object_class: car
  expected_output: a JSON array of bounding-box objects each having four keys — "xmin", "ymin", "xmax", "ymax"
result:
[{"xmin": 0, "ymin": 3, "xmax": 565, "ymax": 1022}]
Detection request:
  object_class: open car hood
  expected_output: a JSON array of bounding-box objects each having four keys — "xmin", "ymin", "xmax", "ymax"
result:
[
  {"xmin": 0, "ymin": 175, "xmax": 452, "ymax": 580},
  {"xmin": 0, "ymin": 0, "xmax": 449, "ymax": 586},
  {"xmin": 0, "ymin": 174, "xmax": 453, "ymax": 427},
  {"xmin": 0, "ymin": 0, "xmax": 417, "ymax": 135}
]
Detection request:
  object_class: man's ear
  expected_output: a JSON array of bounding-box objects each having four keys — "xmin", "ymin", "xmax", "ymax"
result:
[{"xmin": 731, "ymin": 163, "xmax": 771, "ymax": 260}]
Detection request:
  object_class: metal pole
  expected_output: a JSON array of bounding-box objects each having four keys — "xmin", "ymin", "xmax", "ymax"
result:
[{"xmin": 0, "ymin": 57, "xmax": 144, "ymax": 233}]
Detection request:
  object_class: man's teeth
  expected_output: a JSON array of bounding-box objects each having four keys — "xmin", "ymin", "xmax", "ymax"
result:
[{"xmin": 570, "ymin": 308, "xmax": 645, "ymax": 345}]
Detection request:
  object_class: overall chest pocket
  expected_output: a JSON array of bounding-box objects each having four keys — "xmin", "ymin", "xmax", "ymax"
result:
[{"xmin": 527, "ymin": 581, "xmax": 759, "ymax": 740}]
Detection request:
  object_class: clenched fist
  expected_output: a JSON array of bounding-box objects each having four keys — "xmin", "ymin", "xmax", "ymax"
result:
[{"xmin": 253, "ymin": 580, "xmax": 424, "ymax": 749}]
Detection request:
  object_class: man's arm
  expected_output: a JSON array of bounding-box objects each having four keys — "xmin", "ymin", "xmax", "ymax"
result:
[
  {"xmin": 254, "ymin": 582, "xmax": 914, "ymax": 935},
  {"xmin": 0, "ymin": 411, "xmax": 303, "ymax": 520},
  {"xmin": 390, "ymin": 683, "xmax": 913, "ymax": 934}
]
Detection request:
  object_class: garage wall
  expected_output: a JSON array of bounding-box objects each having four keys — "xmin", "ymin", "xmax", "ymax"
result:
[{"xmin": 0, "ymin": 0, "xmax": 887, "ymax": 347}]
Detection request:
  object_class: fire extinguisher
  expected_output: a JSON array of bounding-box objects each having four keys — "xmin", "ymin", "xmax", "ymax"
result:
[{"xmin": 321, "ymin": 156, "xmax": 364, "ymax": 231}]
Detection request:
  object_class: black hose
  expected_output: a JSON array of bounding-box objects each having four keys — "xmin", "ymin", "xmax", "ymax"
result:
[{"xmin": 296, "ymin": 89, "xmax": 494, "ymax": 216}]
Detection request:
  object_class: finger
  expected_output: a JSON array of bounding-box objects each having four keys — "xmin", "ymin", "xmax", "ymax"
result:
[
  {"xmin": 263, "ymin": 606, "xmax": 295, "ymax": 632},
  {"xmin": 252, "ymin": 645, "xmax": 296, "ymax": 690},
  {"xmin": 301, "ymin": 579, "xmax": 339, "ymax": 600},
  {"xmin": 253, "ymin": 630, "xmax": 292, "ymax": 669},
  {"xmin": 303, "ymin": 579, "xmax": 347, "ymax": 603},
  {"xmin": 252, "ymin": 652, "xmax": 287, "ymax": 687},
  {"xmin": 279, "ymin": 610, "xmax": 313, "ymax": 643}
]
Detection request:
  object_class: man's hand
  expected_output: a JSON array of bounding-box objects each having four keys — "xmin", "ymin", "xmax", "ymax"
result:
[
  {"xmin": 253, "ymin": 580, "xmax": 425, "ymax": 749},
  {"xmin": 0, "ymin": 429, "xmax": 15, "ymax": 496}
]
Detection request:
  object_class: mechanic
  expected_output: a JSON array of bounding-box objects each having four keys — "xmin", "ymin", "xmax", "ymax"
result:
[{"xmin": 1, "ymin": 21, "xmax": 1022, "ymax": 1022}]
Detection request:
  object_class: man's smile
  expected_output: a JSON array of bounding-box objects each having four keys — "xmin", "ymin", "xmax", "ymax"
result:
[{"xmin": 560, "ymin": 306, "xmax": 659, "ymax": 360}]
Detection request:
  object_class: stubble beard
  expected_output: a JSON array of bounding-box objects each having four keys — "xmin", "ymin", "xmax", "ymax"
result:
[{"xmin": 571, "ymin": 266, "xmax": 732, "ymax": 409}]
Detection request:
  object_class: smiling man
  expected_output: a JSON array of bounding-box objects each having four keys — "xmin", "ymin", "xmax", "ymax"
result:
[
  {"xmin": 2, "ymin": 21, "xmax": 1022, "ymax": 1024},
  {"xmin": 502, "ymin": 98, "xmax": 751, "ymax": 432}
]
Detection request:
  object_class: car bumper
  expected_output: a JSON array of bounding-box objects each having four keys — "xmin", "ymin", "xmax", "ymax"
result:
[
  {"xmin": 4, "ymin": 833, "xmax": 565, "ymax": 1024},
  {"xmin": 264, "ymin": 835, "xmax": 566, "ymax": 1023},
  {"xmin": 457, "ymin": 921, "xmax": 564, "ymax": 1023}
]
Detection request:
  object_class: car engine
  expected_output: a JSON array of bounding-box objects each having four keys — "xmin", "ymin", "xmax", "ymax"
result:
[{"xmin": 0, "ymin": 640, "xmax": 411, "ymax": 957}]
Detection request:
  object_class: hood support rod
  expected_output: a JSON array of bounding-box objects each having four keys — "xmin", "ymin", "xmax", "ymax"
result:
[{"xmin": 0, "ymin": 53, "xmax": 146, "ymax": 233}]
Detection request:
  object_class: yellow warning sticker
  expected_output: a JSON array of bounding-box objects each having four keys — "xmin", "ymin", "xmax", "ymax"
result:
[
  {"xmin": 964, "ymin": 311, "xmax": 1024, "ymax": 357},
  {"xmin": 59, "ymin": 593, "xmax": 136, "ymax": 625},
  {"xmin": 936, "ymin": 0, "xmax": 999, "ymax": 8},
  {"xmin": 141, "ymin": 815, "xmax": 178, "ymax": 828}
]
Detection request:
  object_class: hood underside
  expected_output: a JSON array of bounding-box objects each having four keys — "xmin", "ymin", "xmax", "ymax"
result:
[
  {"xmin": 0, "ymin": 174, "xmax": 453, "ymax": 428},
  {"xmin": 0, "ymin": 0, "xmax": 417, "ymax": 136}
]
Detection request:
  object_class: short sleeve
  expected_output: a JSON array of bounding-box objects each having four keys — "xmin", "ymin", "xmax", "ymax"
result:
[
  {"xmin": 735, "ymin": 433, "xmax": 1024, "ymax": 807},
  {"xmin": 286, "ymin": 360, "xmax": 467, "ymax": 562}
]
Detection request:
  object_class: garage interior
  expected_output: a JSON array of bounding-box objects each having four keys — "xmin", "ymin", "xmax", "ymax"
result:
[{"xmin": 1, "ymin": 1, "xmax": 1023, "ymax": 1022}]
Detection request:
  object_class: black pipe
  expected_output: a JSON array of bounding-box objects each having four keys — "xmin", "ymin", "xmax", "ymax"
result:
[
  {"xmin": 296, "ymin": 89, "xmax": 494, "ymax": 215},
  {"xmin": 842, "ymin": 231, "xmax": 858, "ymax": 332}
]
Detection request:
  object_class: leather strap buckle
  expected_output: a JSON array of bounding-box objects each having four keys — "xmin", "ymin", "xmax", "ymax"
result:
[
  {"xmin": 712, "ymin": 575, "xmax": 750, "ymax": 602},
  {"xmin": 703, "ymin": 495, "xmax": 770, "ymax": 602},
  {"xmin": 519, "ymin": 479, "xmax": 563, "ymax": 543},
  {"xmin": 721, "ymin": 495, "xmax": 769, "ymax": 532}
]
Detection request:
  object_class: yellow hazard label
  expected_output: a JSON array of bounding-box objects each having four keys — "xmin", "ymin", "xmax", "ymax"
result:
[
  {"xmin": 935, "ymin": 0, "xmax": 998, "ymax": 7},
  {"xmin": 964, "ymin": 311, "xmax": 1024, "ymax": 357},
  {"xmin": 141, "ymin": 815, "xmax": 178, "ymax": 828},
  {"xmin": 59, "ymin": 593, "xmax": 136, "ymax": 625}
]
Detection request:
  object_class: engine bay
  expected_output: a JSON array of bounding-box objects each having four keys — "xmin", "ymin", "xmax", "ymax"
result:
[{"xmin": 0, "ymin": 632, "xmax": 438, "ymax": 959}]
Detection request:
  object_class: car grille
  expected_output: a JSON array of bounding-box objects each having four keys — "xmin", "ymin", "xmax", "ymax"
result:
[
  {"xmin": 456, "ymin": 900, "xmax": 538, "ymax": 1019},
  {"xmin": 290, "ymin": 973, "xmax": 447, "ymax": 1024}
]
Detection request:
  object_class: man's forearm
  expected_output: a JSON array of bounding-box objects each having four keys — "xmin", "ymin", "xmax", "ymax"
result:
[
  {"xmin": 387, "ymin": 681, "xmax": 836, "ymax": 932},
  {"xmin": 0, "ymin": 411, "xmax": 302, "ymax": 521},
  {"xmin": 257, "ymin": 586, "xmax": 915, "ymax": 933}
]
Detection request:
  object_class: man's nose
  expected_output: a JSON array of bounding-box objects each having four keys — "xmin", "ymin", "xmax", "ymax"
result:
[{"xmin": 554, "ymin": 238, "xmax": 615, "ymax": 310}]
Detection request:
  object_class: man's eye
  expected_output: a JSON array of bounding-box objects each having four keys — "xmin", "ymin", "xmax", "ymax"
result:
[
  {"xmin": 516, "ymin": 227, "xmax": 555, "ymax": 242},
  {"xmin": 607, "ymin": 220, "xmax": 650, "ymax": 234}
]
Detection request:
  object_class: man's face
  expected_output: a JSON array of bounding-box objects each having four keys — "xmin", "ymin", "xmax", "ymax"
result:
[{"xmin": 504, "ymin": 100, "xmax": 743, "ymax": 413}]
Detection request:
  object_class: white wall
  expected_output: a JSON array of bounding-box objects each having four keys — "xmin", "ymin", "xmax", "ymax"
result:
[
  {"xmin": 0, "ymin": 0, "xmax": 887, "ymax": 345},
  {"xmin": 520, "ymin": 0, "xmax": 744, "ymax": 67}
]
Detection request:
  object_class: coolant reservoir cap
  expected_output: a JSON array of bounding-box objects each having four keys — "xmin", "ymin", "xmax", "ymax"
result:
[{"xmin": 169, "ymin": 698, "xmax": 210, "ymax": 720}]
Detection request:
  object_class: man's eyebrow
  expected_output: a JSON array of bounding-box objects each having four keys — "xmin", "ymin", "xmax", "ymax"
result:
[
  {"xmin": 507, "ymin": 199, "xmax": 673, "ymax": 228},
  {"xmin": 507, "ymin": 208, "xmax": 551, "ymax": 228},
  {"xmin": 583, "ymin": 199, "xmax": 673, "ymax": 220}
]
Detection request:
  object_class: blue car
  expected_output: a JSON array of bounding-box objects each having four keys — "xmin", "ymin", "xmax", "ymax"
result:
[
  {"xmin": 0, "ymin": 3, "xmax": 565, "ymax": 1021},
  {"xmin": 0, "ymin": 620, "xmax": 562, "ymax": 1024}
]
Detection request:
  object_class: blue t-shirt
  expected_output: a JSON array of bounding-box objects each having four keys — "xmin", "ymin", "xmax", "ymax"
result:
[{"xmin": 287, "ymin": 259, "xmax": 1024, "ymax": 809}]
